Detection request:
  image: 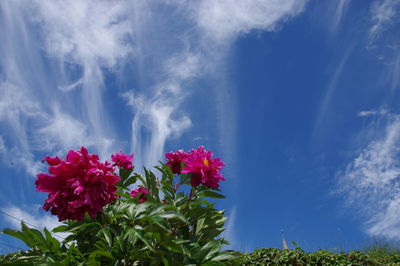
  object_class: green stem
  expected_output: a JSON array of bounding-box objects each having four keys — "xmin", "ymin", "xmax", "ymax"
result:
[
  {"xmin": 184, "ymin": 188, "xmax": 196, "ymax": 214},
  {"xmin": 101, "ymin": 212, "xmax": 110, "ymax": 225}
]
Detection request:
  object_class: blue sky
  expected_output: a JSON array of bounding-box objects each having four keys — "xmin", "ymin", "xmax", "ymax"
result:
[{"xmin": 1, "ymin": 0, "xmax": 400, "ymax": 253}]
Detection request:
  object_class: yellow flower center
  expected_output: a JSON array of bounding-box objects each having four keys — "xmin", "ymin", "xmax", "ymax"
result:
[{"xmin": 203, "ymin": 159, "xmax": 209, "ymax": 166}]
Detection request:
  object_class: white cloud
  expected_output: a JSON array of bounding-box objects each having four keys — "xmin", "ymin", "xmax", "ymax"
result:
[
  {"xmin": 358, "ymin": 108, "xmax": 389, "ymax": 117},
  {"xmin": 123, "ymin": 0, "xmax": 308, "ymax": 167},
  {"xmin": 35, "ymin": 106, "xmax": 90, "ymax": 151},
  {"xmin": 313, "ymin": 47, "xmax": 353, "ymax": 133},
  {"xmin": 32, "ymin": 0, "xmax": 132, "ymax": 66},
  {"xmin": 0, "ymin": 82, "xmax": 42, "ymax": 120},
  {"xmin": 0, "ymin": 0, "xmax": 133, "ymax": 171},
  {"xmin": 125, "ymin": 88, "xmax": 192, "ymax": 168},
  {"xmin": 223, "ymin": 206, "xmax": 237, "ymax": 250},
  {"xmin": 389, "ymin": 49, "xmax": 400, "ymax": 90},
  {"xmin": 1, "ymin": 0, "xmax": 309, "ymax": 175},
  {"xmin": 328, "ymin": 0, "xmax": 351, "ymax": 34},
  {"xmin": 338, "ymin": 115, "xmax": 400, "ymax": 238},
  {"xmin": 369, "ymin": 0, "xmax": 400, "ymax": 43},
  {"xmin": 30, "ymin": 0, "xmax": 132, "ymax": 147},
  {"xmin": 57, "ymin": 78, "xmax": 83, "ymax": 92},
  {"xmin": 0, "ymin": 136, "xmax": 5, "ymax": 152},
  {"xmin": 367, "ymin": 1, "xmax": 400, "ymax": 91},
  {"xmin": 0, "ymin": 81, "xmax": 45, "ymax": 176},
  {"xmin": 3, "ymin": 205, "xmax": 68, "ymax": 240},
  {"xmin": 367, "ymin": 195, "xmax": 400, "ymax": 237},
  {"xmin": 8, "ymin": 148, "xmax": 43, "ymax": 177},
  {"xmin": 164, "ymin": 53, "xmax": 201, "ymax": 83},
  {"xmin": 196, "ymin": 0, "xmax": 307, "ymax": 42}
]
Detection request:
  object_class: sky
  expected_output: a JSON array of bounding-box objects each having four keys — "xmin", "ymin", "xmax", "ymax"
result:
[{"xmin": 1, "ymin": 0, "xmax": 400, "ymax": 254}]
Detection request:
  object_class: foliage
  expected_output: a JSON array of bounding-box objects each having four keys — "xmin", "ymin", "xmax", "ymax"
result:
[
  {"xmin": 234, "ymin": 247, "xmax": 400, "ymax": 265},
  {"xmin": 362, "ymin": 238, "xmax": 400, "ymax": 265},
  {"xmin": 1, "ymin": 147, "xmax": 236, "ymax": 265}
]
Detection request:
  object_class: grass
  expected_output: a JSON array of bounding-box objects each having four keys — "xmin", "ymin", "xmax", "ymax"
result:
[{"xmin": 362, "ymin": 238, "xmax": 400, "ymax": 261}]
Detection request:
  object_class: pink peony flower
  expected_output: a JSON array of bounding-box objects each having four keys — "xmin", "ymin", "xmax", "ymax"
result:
[
  {"xmin": 181, "ymin": 146, "xmax": 225, "ymax": 189},
  {"xmin": 130, "ymin": 187, "xmax": 149, "ymax": 203},
  {"xmin": 35, "ymin": 147, "xmax": 120, "ymax": 222},
  {"xmin": 165, "ymin": 149, "xmax": 188, "ymax": 174},
  {"xmin": 111, "ymin": 151, "xmax": 134, "ymax": 170}
]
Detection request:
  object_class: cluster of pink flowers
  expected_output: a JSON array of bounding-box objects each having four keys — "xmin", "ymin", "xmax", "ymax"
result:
[
  {"xmin": 165, "ymin": 149, "xmax": 188, "ymax": 174},
  {"xmin": 165, "ymin": 146, "xmax": 225, "ymax": 189},
  {"xmin": 111, "ymin": 152, "xmax": 134, "ymax": 170},
  {"xmin": 35, "ymin": 147, "xmax": 121, "ymax": 221},
  {"xmin": 36, "ymin": 145, "xmax": 224, "ymax": 219},
  {"xmin": 130, "ymin": 187, "xmax": 149, "ymax": 203}
]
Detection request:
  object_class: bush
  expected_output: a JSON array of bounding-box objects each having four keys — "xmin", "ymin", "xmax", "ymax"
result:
[
  {"xmin": 1, "ymin": 146, "xmax": 237, "ymax": 265},
  {"xmin": 234, "ymin": 247, "xmax": 400, "ymax": 265}
]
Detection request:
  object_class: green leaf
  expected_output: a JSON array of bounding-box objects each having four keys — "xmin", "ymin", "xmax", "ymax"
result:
[
  {"xmin": 89, "ymin": 250, "xmax": 113, "ymax": 260},
  {"xmin": 21, "ymin": 222, "xmax": 48, "ymax": 250},
  {"xmin": 55, "ymin": 221, "xmax": 101, "ymax": 233},
  {"xmin": 204, "ymin": 241, "xmax": 223, "ymax": 261},
  {"xmin": 195, "ymin": 218, "xmax": 206, "ymax": 236},
  {"xmin": 159, "ymin": 211, "xmax": 187, "ymax": 223},
  {"xmin": 198, "ymin": 191, "xmax": 225, "ymax": 199},
  {"xmin": 160, "ymin": 256, "xmax": 170, "ymax": 266},
  {"xmin": 123, "ymin": 228, "xmax": 138, "ymax": 245},
  {"xmin": 149, "ymin": 205, "xmax": 167, "ymax": 216},
  {"xmin": 43, "ymin": 227, "xmax": 61, "ymax": 252},
  {"xmin": 211, "ymin": 253, "xmax": 238, "ymax": 261},
  {"xmin": 134, "ymin": 231, "xmax": 155, "ymax": 252},
  {"xmin": 119, "ymin": 168, "xmax": 134, "ymax": 181},
  {"xmin": 52, "ymin": 225, "xmax": 69, "ymax": 233},
  {"xmin": 101, "ymin": 227, "xmax": 112, "ymax": 247},
  {"xmin": 3, "ymin": 229, "xmax": 28, "ymax": 245},
  {"xmin": 115, "ymin": 190, "xmax": 131, "ymax": 199},
  {"xmin": 122, "ymin": 175, "xmax": 138, "ymax": 188},
  {"xmin": 196, "ymin": 240, "xmax": 222, "ymax": 262},
  {"xmin": 136, "ymin": 173, "xmax": 147, "ymax": 187}
]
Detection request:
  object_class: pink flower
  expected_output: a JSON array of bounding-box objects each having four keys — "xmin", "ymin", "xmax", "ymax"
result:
[
  {"xmin": 181, "ymin": 146, "xmax": 225, "ymax": 189},
  {"xmin": 111, "ymin": 152, "xmax": 134, "ymax": 170},
  {"xmin": 130, "ymin": 187, "xmax": 149, "ymax": 203},
  {"xmin": 165, "ymin": 149, "xmax": 188, "ymax": 174},
  {"xmin": 35, "ymin": 147, "xmax": 120, "ymax": 222}
]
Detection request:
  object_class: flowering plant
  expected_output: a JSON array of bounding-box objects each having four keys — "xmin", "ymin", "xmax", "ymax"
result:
[
  {"xmin": 3, "ymin": 146, "xmax": 236, "ymax": 265},
  {"xmin": 35, "ymin": 147, "xmax": 120, "ymax": 221}
]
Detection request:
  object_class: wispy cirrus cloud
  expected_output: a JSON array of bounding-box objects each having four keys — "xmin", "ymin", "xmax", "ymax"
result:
[
  {"xmin": 335, "ymin": 0, "xmax": 400, "ymax": 240},
  {"xmin": 390, "ymin": 50, "xmax": 400, "ymax": 90},
  {"xmin": 368, "ymin": 0, "xmax": 400, "ymax": 90},
  {"xmin": 0, "ymin": 1, "xmax": 309, "ymax": 243},
  {"xmin": 0, "ymin": 137, "xmax": 5, "ymax": 152},
  {"xmin": 196, "ymin": 0, "xmax": 307, "ymax": 42},
  {"xmin": 35, "ymin": 106, "xmax": 92, "ymax": 152},
  {"xmin": 338, "ymin": 113, "xmax": 400, "ymax": 238},
  {"xmin": 33, "ymin": 0, "xmax": 132, "ymax": 66},
  {"xmin": 223, "ymin": 206, "xmax": 238, "ymax": 250},
  {"xmin": 358, "ymin": 107, "xmax": 389, "ymax": 117},
  {"xmin": 313, "ymin": 46, "xmax": 353, "ymax": 134},
  {"xmin": 0, "ymin": 0, "xmax": 132, "ymax": 170},
  {"xmin": 369, "ymin": 0, "xmax": 400, "ymax": 43},
  {"xmin": 319, "ymin": 0, "xmax": 352, "ymax": 35},
  {"xmin": 0, "ymin": 81, "xmax": 44, "ymax": 176},
  {"xmin": 122, "ymin": 0, "xmax": 308, "ymax": 167},
  {"xmin": 31, "ymin": 0, "xmax": 133, "ymax": 156},
  {"xmin": 0, "ymin": 0, "xmax": 308, "ymax": 170},
  {"xmin": 330, "ymin": 0, "xmax": 352, "ymax": 34}
]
